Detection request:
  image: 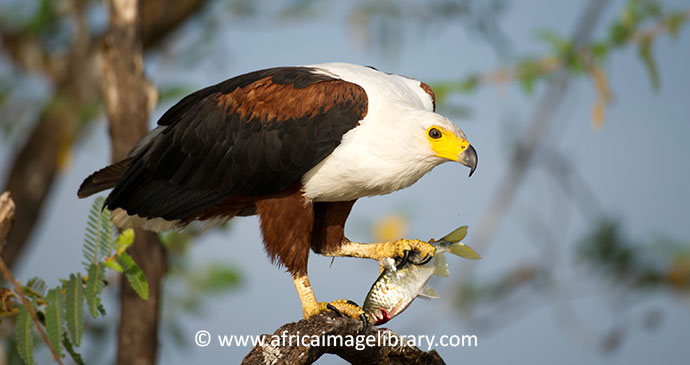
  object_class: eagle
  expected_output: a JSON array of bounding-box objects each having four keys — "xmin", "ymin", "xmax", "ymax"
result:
[{"xmin": 78, "ymin": 63, "xmax": 477, "ymax": 323}]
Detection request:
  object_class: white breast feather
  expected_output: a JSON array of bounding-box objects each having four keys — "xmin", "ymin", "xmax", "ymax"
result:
[{"xmin": 301, "ymin": 63, "xmax": 439, "ymax": 202}]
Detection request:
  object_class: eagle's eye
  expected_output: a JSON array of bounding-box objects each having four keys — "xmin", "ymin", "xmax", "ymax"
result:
[{"xmin": 428, "ymin": 128, "xmax": 442, "ymax": 139}]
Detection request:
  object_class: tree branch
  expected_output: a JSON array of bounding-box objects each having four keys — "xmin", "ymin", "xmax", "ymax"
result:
[
  {"xmin": 0, "ymin": 0, "xmax": 212, "ymax": 269},
  {"xmin": 0, "ymin": 192, "xmax": 63, "ymax": 364},
  {"xmin": 242, "ymin": 313, "xmax": 446, "ymax": 365},
  {"xmin": 141, "ymin": 0, "xmax": 208, "ymax": 49}
]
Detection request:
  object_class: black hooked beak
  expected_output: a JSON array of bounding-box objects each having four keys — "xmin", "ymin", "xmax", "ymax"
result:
[{"xmin": 460, "ymin": 144, "xmax": 477, "ymax": 177}]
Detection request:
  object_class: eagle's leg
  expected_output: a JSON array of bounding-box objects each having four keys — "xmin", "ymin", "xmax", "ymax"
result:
[
  {"xmin": 292, "ymin": 272, "xmax": 368, "ymax": 326},
  {"xmin": 322, "ymin": 238, "xmax": 436, "ymax": 264}
]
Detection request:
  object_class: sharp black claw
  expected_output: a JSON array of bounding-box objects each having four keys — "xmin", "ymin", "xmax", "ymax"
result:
[
  {"xmin": 396, "ymin": 250, "xmax": 411, "ymax": 269},
  {"xmin": 412, "ymin": 254, "xmax": 433, "ymax": 266},
  {"xmin": 327, "ymin": 303, "xmax": 342, "ymax": 317},
  {"xmin": 346, "ymin": 299, "xmax": 359, "ymax": 307},
  {"xmin": 359, "ymin": 313, "xmax": 370, "ymax": 335}
]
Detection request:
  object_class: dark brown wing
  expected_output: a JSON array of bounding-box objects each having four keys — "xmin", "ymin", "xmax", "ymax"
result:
[{"xmin": 82, "ymin": 67, "xmax": 368, "ymax": 222}]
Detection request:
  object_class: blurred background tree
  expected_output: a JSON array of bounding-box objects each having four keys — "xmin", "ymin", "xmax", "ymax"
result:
[{"xmin": 1, "ymin": 0, "xmax": 689, "ymax": 363}]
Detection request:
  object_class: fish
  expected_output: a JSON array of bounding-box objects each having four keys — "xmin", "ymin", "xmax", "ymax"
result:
[{"xmin": 362, "ymin": 225, "xmax": 480, "ymax": 325}]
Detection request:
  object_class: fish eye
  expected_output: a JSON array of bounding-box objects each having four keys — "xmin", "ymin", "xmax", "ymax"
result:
[{"xmin": 428, "ymin": 128, "xmax": 442, "ymax": 139}]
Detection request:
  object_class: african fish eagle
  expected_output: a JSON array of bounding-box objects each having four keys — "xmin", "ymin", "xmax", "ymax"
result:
[{"xmin": 78, "ymin": 62, "xmax": 477, "ymax": 323}]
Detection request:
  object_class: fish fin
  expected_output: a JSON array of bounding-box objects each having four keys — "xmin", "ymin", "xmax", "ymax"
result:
[
  {"xmin": 418, "ymin": 285, "xmax": 438, "ymax": 300},
  {"xmin": 449, "ymin": 242, "xmax": 481, "ymax": 260},
  {"xmin": 434, "ymin": 253, "xmax": 450, "ymax": 277},
  {"xmin": 440, "ymin": 225, "xmax": 468, "ymax": 243}
]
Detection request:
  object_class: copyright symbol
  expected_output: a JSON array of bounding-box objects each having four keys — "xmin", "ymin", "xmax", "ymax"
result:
[{"xmin": 195, "ymin": 330, "xmax": 211, "ymax": 347}]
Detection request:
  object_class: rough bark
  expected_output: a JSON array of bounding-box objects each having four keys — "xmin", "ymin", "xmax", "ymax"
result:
[
  {"xmin": 99, "ymin": 0, "xmax": 168, "ymax": 364},
  {"xmin": 0, "ymin": 0, "xmax": 210, "ymax": 269},
  {"xmin": 242, "ymin": 313, "xmax": 446, "ymax": 365},
  {"xmin": 0, "ymin": 192, "xmax": 16, "ymax": 254},
  {"xmin": 141, "ymin": 0, "xmax": 207, "ymax": 49}
]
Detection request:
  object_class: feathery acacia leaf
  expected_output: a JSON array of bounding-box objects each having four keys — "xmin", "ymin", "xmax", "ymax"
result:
[
  {"xmin": 116, "ymin": 228, "xmax": 135, "ymax": 254},
  {"xmin": 99, "ymin": 206, "xmax": 114, "ymax": 257},
  {"xmin": 86, "ymin": 264, "xmax": 105, "ymax": 318},
  {"xmin": 63, "ymin": 274, "xmax": 85, "ymax": 346},
  {"xmin": 24, "ymin": 277, "xmax": 47, "ymax": 299},
  {"xmin": 45, "ymin": 288, "xmax": 64, "ymax": 358},
  {"xmin": 15, "ymin": 305, "xmax": 34, "ymax": 365},
  {"xmin": 117, "ymin": 253, "xmax": 149, "ymax": 300},
  {"xmin": 62, "ymin": 332, "xmax": 86, "ymax": 365},
  {"xmin": 82, "ymin": 196, "xmax": 116, "ymax": 269}
]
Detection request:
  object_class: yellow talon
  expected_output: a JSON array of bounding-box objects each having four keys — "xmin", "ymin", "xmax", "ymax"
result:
[
  {"xmin": 303, "ymin": 299, "xmax": 366, "ymax": 322},
  {"xmin": 378, "ymin": 239, "xmax": 436, "ymax": 261},
  {"xmin": 313, "ymin": 299, "xmax": 365, "ymax": 319}
]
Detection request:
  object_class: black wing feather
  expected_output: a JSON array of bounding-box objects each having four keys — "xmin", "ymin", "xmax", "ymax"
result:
[{"xmin": 100, "ymin": 67, "xmax": 367, "ymax": 221}]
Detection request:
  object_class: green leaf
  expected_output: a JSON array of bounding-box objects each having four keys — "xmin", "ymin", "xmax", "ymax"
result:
[
  {"xmin": 26, "ymin": 0, "xmax": 58, "ymax": 35},
  {"xmin": 24, "ymin": 277, "xmax": 47, "ymax": 299},
  {"xmin": 608, "ymin": 21, "xmax": 630, "ymax": 45},
  {"xmin": 115, "ymin": 228, "xmax": 135, "ymax": 255},
  {"xmin": 15, "ymin": 305, "xmax": 34, "ymax": 365},
  {"xmin": 83, "ymin": 196, "xmax": 113, "ymax": 269},
  {"xmin": 103, "ymin": 259, "xmax": 124, "ymax": 273},
  {"xmin": 99, "ymin": 205, "xmax": 114, "ymax": 258},
  {"xmin": 535, "ymin": 29, "xmax": 571, "ymax": 54},
  {"xmin": 449, "ymin": 242, "xmax": 482, "ymax": 260},
  {"xmin": 639, "ymin": 38, "xmax": 660, "ymax": 91},
  {"xmin": 590, "ymin": 42, "xmax": 611, "ymax": 63},
  {"xmin": 666, "ymin": 12, "xmax": 686, "ymax": 39},
  {"xmin": 458, "ymin": 75, "xmax": 479, "ymax": 93},
  {"xmin": 158, "ymin": 84, "xmax": 195, "ymax": 103},
  {"xmin": 63, "ymin": 274, "xmax": 84, "ymax": 346},
  {"xmin": 117, "ymin": 253, "xmax": 149, "ymax": 300},
  {"xmin": 62, "ymin": 332, "xmax": 86, "ymax": 365},
  {"xmin": 518, "ymin": 74, "xmax": 535, "ymax": 94},
  {"xmin": 45, "ymin": 288, "xmax": 64, "ymax": 358},
  {"xmin": 159, "ymin": 230, "xmax": 195, "ymax": 251},
  {"xmin": 441, "ymin": 225, "xmax": 468, "ymax": 243},
  {"xmin": 516, "ymin": 59, "xmax": 541, "ymax": 94},
  {"xmin": 198, "ymin": 264, "xmax": 242, "ymax": 293},
  {"xmin": 86, "ymin": 264, "xmax": 105, "ymax": 318}
]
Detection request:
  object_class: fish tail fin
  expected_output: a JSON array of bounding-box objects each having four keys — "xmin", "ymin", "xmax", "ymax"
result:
[
  {"xmin": 436, "ymin": 225, "xmax": 480, "ymax": 260},
  {"xmin": 448, "ymin": 242, "xmax": 481, "ymax": 260},
  {"xmin": 434, "ymin": 253, "xmax": 450, "ymax": 277},
  {"xmin": 440, "ymin": 225, "xmax": 468, "ymax": 243}
]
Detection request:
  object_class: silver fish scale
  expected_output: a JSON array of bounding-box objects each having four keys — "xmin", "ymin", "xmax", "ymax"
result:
[{"xmin": 363, "ymin": 253, "xmax": 440, "ymax": 324}]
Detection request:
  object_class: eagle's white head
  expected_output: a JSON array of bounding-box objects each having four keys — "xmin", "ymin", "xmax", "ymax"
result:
[
  {"xmin": 302, "ymin": 63, "xmax": 477, "ymax": 202},
  {"xmin": 397, "ymin": 107, "xmax": 477, "ymax": 176}
]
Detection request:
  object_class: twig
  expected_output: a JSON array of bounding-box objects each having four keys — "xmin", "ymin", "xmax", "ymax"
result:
[
  {"xmin": 0, "ymin": 192, "xmax": 63, "ymax": 364},
  {"xmin": 434, "ymin": 7, "xmax": 690, "ymax": 91},
  {"xmin": 464, "ymin": 0, "xmax": 613, "ymax": 259},
  {"xmin": 629, "ymin": 9, "xmax": 690, "ymax": 43}
]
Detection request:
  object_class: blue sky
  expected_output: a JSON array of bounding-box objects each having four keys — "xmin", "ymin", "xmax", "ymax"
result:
[{"xmin": 2, "ymin": 0, "xmax": 689, "ymax": 363}]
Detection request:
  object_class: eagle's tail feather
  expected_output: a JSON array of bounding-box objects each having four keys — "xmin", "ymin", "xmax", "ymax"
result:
[{"xmin": 77, "ymin": 158, "xmax": 132, "ymax": 198}]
